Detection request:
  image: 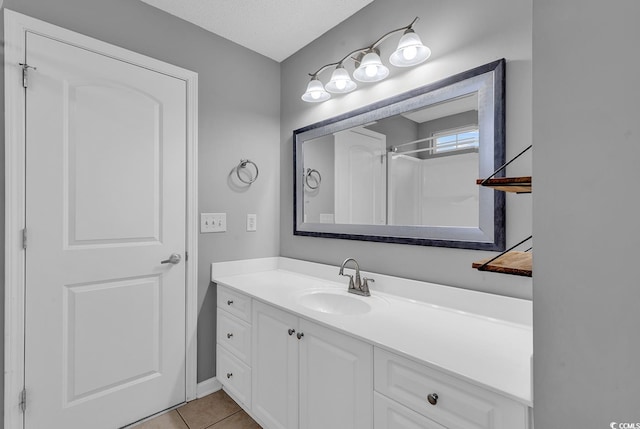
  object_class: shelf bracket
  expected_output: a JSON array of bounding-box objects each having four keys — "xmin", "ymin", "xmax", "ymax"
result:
[
  {"xmin": 477, "ymin": 235, "xmax": 533, "ymax": 272},
  {"xmin": 481, "ymin": 145, "xmax": 532, "ymax": 185}
]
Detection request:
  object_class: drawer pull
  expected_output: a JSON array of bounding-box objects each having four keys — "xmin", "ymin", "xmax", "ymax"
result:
[
  {"xmin": 226, "ymin": 372, "xmax": 233, "ymax": 379},
  {"xmin": 288, "ymin": 329, "xmax": 296, "ymax": 336},
  {"xmin": 226, "ymin": 333, "xmax": 233, "ymax": 339},
  {"xmin": 227, "ymin": 300, "xmax": 234, "ymax": 305},
  {"xmin": 427, "ymin": 393, "xmax": 439, "ymax": 405},
  {"xmin": 297, "ymin": 332, "xmax": 304, "ymax": 340}
]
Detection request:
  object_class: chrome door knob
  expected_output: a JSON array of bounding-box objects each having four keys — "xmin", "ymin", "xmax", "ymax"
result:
[{"xmin": 161, "ymin": 253, "xmax": 181, "ymax": 264}]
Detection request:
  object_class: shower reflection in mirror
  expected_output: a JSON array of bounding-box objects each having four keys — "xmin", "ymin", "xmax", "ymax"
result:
[{"xmin": 302, "ymin": 92, "xmax": 480, "ymax": 228}]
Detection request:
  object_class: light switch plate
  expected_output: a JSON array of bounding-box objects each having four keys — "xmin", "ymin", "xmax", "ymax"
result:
[
  {"xmin": 201, "ymin": 213, "xmax": 226, "ymax": 233},
  {"xmin": 246, "ymin": 214, "xmax": 257, "ymax": 232}
]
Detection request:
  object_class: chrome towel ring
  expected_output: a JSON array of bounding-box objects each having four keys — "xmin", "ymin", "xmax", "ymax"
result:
[
  {"xmin": 305, "ymin": 168, "xmax": 322, "ymax": 189},
  {"xmin": 236, "ymin": 159, "xmax": 259, "ymax": 184}
]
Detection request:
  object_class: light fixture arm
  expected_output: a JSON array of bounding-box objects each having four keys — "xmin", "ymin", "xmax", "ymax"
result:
[
  {"xmin": 307, "ymin": 45, "xmax": 368, "ymax": 77},
  {"xmin": 306, "ymin": 17, "xmax": 420, "ymax": 78},
  {"xmin": 369, "ymin": 16, "xmax": 419, "ymax": 50},
  {"xmin": 307, "ymin": 61, "xmax": 341, "ymax": 78}
]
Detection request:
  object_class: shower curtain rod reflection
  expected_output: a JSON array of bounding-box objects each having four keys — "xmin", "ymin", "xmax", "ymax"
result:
[
  {"xmin": 391, "ymin": 124, "xmax": 479, "ymax": 153},
  {"xmin": 391, "ymin": 139, "xmax": 479, "ymax": 158}
]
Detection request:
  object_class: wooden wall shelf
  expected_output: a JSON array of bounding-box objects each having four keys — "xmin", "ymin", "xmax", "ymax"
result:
[
  {"xmin": 473, "ymin": 145, "xmax": 533, "ymax": 277},
  {"xmin": 472, "ymin": 251, "xmax": 532, "ymax": 277},
  {"xmin": 476, "ymin": 176, "xmax": 531, "ymax": 193}
]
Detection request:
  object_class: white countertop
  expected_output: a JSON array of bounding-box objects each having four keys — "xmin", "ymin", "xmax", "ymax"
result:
[{"xmin": 211, "ymin": 257, "xmax": 533, "ymax": 407}]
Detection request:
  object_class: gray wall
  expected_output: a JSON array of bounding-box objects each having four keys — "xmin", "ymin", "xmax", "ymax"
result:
[
  {"xmin": 280, "ymin": 0, "xmax": 533, "ymax": 299},
  {"xmin": 532, "ymin": 0, "xmax": 640, "ymax": 426},
  {"xmin": 1, "ymin": 0, "xmax": 281, "ymax": 416}
]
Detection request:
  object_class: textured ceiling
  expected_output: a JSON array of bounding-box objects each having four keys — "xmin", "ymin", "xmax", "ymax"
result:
[{"xmin": 138, "ymin": 0, "xmax": 375, "ymax": 62}]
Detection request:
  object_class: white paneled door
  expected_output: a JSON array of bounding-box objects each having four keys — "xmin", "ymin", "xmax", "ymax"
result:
[{"xmin": 24, "ymin": 31, "xmax": 187, "ymax": 428}]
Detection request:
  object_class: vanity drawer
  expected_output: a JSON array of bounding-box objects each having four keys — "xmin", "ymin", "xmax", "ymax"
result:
[
  {"xmin": 218, "ymin": 285, "xmax": 252, "ymax": 322},
  {"xmin": 374, "ymin": 392, "xmax": 447, "ymax": 429},
  {"xmin": 374, "ymin": 348, "xmax": 528, "ymax": 429},
  {"xmin": 217, "ymin": 309, "xmax": 251, "ymax": 364},
  {"xmin": 217, "ymin": 345, "xmax": 251, "ymax": 408}
]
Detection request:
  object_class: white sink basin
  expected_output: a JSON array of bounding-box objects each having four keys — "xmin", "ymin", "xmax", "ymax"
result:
[{"xmin": 298, "ymin": 291, "xmax": 372, "ymax": 315}]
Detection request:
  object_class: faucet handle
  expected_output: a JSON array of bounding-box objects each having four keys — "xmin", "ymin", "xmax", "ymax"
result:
[
  {"xmin": 361, "ymin": 277, "xmax": 374, "ymax": 295},
  {"xmin": 340, "ymin": 273, "xmax": 355, "ymax": 289}
]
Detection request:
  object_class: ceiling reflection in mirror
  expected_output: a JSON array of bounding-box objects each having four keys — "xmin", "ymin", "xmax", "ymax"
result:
[{"xmin": 294, "ymin": 60, "xmax": 505, "ymax": 250}]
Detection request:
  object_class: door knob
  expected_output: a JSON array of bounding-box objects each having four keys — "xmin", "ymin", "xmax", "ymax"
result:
[{"xmin": 161, "ymin": 253, "xmax": 181, "ymax": 265}]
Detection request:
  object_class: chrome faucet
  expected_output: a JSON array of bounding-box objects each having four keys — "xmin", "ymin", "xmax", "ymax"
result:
[{"xmin": 338, "ymin": 258, "xmax": 373, "ymax": 296}]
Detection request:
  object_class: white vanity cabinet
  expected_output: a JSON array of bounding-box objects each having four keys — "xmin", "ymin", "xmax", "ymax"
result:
[
  {"xmin": 374, "ymin": 348, "xmax": 529, "ymax": 429},
  {"xmin": 213, "ymin": 259, "xmax": 532, "ymax": 429},
  {"xmin": 252, "ymin": 300, "xmax": 373, "ymax": 429}
]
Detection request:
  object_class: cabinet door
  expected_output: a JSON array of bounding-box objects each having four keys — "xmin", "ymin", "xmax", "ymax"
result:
[
  {"xmin": 252, "ymin": 301, "xmax": 299, "ymax": 429},
  {"xmin": 217, "ymin": 346, "xmax": 252, "ymax": 408},
  {"xmin": 217, "ymin": 309, "xmax": 251, "ymax": 364},
  {"xmin": 298, "ymin": 319, "xmax": 373, "ymax": 429}
]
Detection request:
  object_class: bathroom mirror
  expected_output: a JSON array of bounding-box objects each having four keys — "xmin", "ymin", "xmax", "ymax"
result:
[{"xmin": 294, "ymin": 59, "xmax": 505, "ymax": 250}]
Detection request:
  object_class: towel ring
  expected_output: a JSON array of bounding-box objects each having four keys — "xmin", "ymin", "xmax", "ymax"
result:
[
  {"xmin": 236, "ymin": 159, "xmax": 259, "ymax": 184},
  {"xmin": 305, "ymin": 168, "xmax": 322, "ymax": 190}
]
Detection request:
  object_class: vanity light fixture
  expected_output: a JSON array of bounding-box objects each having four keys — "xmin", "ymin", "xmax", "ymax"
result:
[
  {"xmin": 389, "ymin": 29, "xmax": 432, "ymax": 67},
  {"xmin": 325, "ymin": 64, "xmax": 357, "ymax": 94},
  {"xmin": 353, "ymin": 49, "xmax": 389, "ymax": 83},
  {"xmin": 301, "ymin": 76, "xmax": 331, "ymax": 102},
  {"xmin": 301, "ymin": 17, "xmax": 430, "ymax": 103}
]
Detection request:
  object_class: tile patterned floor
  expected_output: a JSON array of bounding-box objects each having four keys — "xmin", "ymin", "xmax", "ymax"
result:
[{"xmin": 132, "ymin": 390, "xmax": 261, "ymax": 429}]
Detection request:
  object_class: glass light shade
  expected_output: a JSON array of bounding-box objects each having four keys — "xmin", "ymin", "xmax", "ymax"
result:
[
  {"xmin": 389, "ymin": 30, "xmax": 431, "ymax": 67},
  {"xmin": 325, "ymin": 67, "xmax": 357, "ymax": 94},
  {"xmin": 353, "ymin": 51, "xmax": 389, "ymax": 82},
  {"xmin": 301, "ymin": 78, "xmax": 331, "ymax": 102}
]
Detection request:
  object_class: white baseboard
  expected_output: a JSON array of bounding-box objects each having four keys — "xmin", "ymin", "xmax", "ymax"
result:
[{"xmin": 196, "ymin": 377, "xmax": 222, "ymax": 398}]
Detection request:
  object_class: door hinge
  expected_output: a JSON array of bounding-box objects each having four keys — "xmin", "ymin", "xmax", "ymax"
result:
[
  {"xmin": 22, "ymin": 228, "xmax": 28, "ymax": 250},
  {"xmin": 19, "ymin": 63, "xmax": 37, "ymax": 88},
  {"xmin": 19, "ymin": 388, "xmax": 26, "ymax": 412},
  {"xmin": 185, "ymin": 251, "xmax": 189, "ymax": 262}
]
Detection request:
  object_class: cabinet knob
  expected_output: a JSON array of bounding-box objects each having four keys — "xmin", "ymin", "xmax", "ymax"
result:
[
  {"xmin": 226, "ymin": 372, "xmax": 233, "ymax": 379},
  {"xmin": 288, "ymin": 329, "xmax": 296, "ymax": 336},
  {"xmin": 227, "ymin": 300, "xmax": 233, "ymax": 305},
  {"xmin": 227, "ymin": 333, "xmax": 233, "ymax": 339},
  {"xmin": 427, "ymin": 393, "xmax": 438, "ymax": 405},
  {"xmin": 297, "ymin": 332, "xmax": 304, "ymax": 340}
]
